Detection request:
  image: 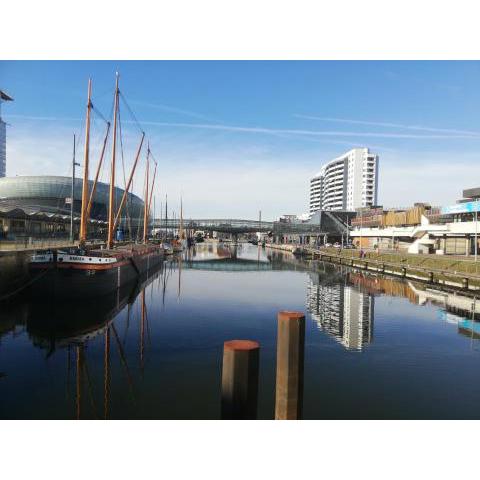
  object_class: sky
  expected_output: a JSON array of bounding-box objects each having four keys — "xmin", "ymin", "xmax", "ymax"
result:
[{"xmin": 1, "ymin": 60, "xmax": 480, "ymax": 220}]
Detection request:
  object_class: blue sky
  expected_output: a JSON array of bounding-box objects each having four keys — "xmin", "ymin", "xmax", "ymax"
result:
[{"xmin": 2, "ymin": 60, "xmax": 480, "ymax": 219}]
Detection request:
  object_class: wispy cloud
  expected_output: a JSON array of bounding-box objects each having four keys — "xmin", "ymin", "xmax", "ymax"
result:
[
  {"xmin": 129, "ymin": 100, "xmax": 215, "ymax": 122},
  {"xmin": 272, "ymin": 131, "xmax": 397, "ymax": 153},
  {"xmin": 293, "ymin": 114, "xmax": 480, "ymax": 137},
  {"xmin": 136, "ymin": 120, "xmax": 480, "ymax": 139},
  {"xmin": 10, "ymin": 113, "xmax": 480, "ymax": 140},
  {"xmin": 6, "ymin": 114, "xmax": 80, "ymax": 122}
]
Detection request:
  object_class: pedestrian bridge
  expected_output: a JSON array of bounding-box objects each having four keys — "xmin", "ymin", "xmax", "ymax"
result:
[
  {"xmin": 153, "ymin": 218, "xmax": 273, "ymax": 234},
  {"xmin": 152, "ymin": 212, "xmax": 353, "ymax": 235}
]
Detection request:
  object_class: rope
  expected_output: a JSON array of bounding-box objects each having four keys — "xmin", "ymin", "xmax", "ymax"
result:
[
  {"xmin": 119, "ymin": 90, "xmax": 144, "ymax": 134},
  {"xmin": 91, "ymin": 104, "xmax": 109, "ymax": 125}
]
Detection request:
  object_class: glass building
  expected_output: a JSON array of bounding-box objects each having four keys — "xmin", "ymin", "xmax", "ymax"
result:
[{"xmin": 0, "ymin": 175, "xmax": 145, "ymax": 233}]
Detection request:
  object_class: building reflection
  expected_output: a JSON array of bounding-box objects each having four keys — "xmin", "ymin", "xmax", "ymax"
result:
[
  {"xmin": 306, "ymin": 272, "xmax": 374, "ymax": 350},
  {"xmin": 337, "ymin": 269, "xmax": 480, "ymax": 344}
]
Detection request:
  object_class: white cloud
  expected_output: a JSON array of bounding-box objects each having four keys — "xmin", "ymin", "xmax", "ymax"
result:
[
  {"xmin": 136, "ymin": 120, "xmax": 480, "ymax": 139},
  {"xmin": 293, "ymin": 114, "xmax": 480, "ymax": 137},
  {"xmin": 6, "ymin": 116, "xmax": 480, "ymax": 219}
]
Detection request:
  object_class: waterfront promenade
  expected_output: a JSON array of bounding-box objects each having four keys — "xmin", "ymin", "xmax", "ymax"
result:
[{"xmin": 298, "ymin": 245, "xmax": 480, "ymax": 291}]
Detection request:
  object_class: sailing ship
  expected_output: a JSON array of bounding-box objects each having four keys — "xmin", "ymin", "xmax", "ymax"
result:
[
  {"xmin": 29, "ymin": 74, "xmax": 164, "ymax": 296},
  {"xmin": 171, "ymin": 197, "xmax": 186, "ymax": 253}
]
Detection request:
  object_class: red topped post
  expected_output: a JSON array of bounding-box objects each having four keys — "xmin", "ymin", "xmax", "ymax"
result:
[{"xmin": 221, "ymin": 340, "xmax": 260, "ymax": 420}]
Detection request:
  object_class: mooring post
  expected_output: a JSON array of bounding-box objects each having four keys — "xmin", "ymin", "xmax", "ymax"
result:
[
  {"xmin": 462, "ymin": 277, "xmax": 469, "ymax": 289},
  {"xmin": 221, "ymin": 340, "xmax": 260, "ymax": 420},
  {"xmin": 275, "ymin": 311, "xmax": 305, "ymax": 420}
]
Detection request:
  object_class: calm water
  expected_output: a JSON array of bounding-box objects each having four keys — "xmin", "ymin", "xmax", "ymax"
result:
[{"xmin": 1, "ymin": 243, "xmax": 480, "ymax": 419}]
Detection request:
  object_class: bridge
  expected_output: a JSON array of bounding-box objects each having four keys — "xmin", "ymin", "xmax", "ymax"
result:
[
  {"xmin": 152, "ymin": 211, "xmax": 354, "ymax": 236},
  {"xmin": 153, "ymin": 218, "xmax": 273, "ymax": 234}
]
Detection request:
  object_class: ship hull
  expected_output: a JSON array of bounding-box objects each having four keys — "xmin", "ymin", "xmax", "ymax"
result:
[{"xmin": 28, "ymin": 248, "xmax": 164, "ymax": 298}]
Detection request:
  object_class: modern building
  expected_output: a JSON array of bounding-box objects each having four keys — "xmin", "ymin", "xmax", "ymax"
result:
[
  {"xmin": 348, "ymin": 187, "xmax": 480, "ymax": 255},
  {"xmin": 0, "ymin": 175, "xmax": 144, "ymax": 239},
  {"xmin": 309, "ymin": 148, "xmax": 379, "ymax": 214},
  {"xmin": 0, "ymin": 90, "xmax": 14, "ymax": 178}
]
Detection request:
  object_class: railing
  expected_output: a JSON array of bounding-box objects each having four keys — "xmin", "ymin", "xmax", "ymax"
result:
[{"xmin": 0, "ymin": 235, "xmax": 106, "ymax": 252}]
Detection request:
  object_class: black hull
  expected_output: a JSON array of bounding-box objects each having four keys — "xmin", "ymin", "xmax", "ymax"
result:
[
  {"xmin": 0, "ymin": 261, "xmax": 164, "ymax": 353},
  {"xmin": 28, "ymin": 250, "xmax": 164, "ymax": 299}
]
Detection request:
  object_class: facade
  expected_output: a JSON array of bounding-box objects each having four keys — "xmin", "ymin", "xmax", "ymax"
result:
[
  {"xmin": 0, "ymin": 120, "xmax": 6, "ymax": 177},
  {"xmin": 349, "ymin": 188, "xmax": 480, "ymax": 255},
  {"xmin": 0, "ymin": 175, "xmax": 145, "ymax": 239},
  {"xmin": 0, "ymin": 90, "xmax": 14, "ymax": 178},
  {"xmin": 309, "ymin": 148, "xmax": 379, "ymax": 214}
]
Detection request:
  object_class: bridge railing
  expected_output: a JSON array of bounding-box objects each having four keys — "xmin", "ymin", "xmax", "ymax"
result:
[{"xmin": 152, "ymin": 218, "xmax": 348, "ymax": 235}]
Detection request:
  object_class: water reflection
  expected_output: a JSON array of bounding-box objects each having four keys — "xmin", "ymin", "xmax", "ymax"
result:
[
  {"xmin": 347, "ymin": 270, "xmax": 480, "ymax": 341},
  {"xmin": 0, "ymin": 263, "xmax": 162, "ymax": 419},
  {"xmin": 306, "ymin": 272, "xmax": 374, "ymax": 351},
  {"xmin": 2, "ymin": 243, "xmax": 480, "ymax": 419}
]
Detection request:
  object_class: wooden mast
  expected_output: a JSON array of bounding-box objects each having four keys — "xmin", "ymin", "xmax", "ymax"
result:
[
  {"xmin": 147, "ymin": 159, "xmax": 157, "ymax": 220},
  {"xmin": 143, "ymin": 146, "xmax": 150, "ymax": 243},
  {"xmin": 179, "ymin": 197, "xmax": 184, "ymax": 240},
  {"xmin": 79, "ymin": 79, "xmax": 92, "ymax": 245},
  {"xmin": 112, "ymin": 133, "xmax": 145, "ymax": 232},
  {"xmin": 165, "ymin": 194, "xmax": 168, "ymax": 239},
  {"xmin": 107, "ymin": 73, "xmax": 120, "ymax": 249},
  {"xmin": 86, "ymin": 122, "xmax": 111, "ymax": 220}
]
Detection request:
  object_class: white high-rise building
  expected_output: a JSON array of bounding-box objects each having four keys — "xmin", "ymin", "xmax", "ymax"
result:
[
  {"xmin": 309, "ymin": 148, "xmax": 379, "ymax": 214},
  {"xmin": 0, "ymin": 90, "xmax": 14, "ymax": 178},
  {"xmin": 0, "ymin": 120, "xmax": 6, "ymax": 178}
]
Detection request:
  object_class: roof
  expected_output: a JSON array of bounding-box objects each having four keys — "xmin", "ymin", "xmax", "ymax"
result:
[
  {"xmin": 0, "ymin": 199, "xmax": 107, "ymax": 224},
  {"xmin": 310, "ymin": 147, "xmax": 374, "ymax": 179},
  {"xmin": 0, "ymin": 176, "xmax": 144, "ymax": 216},
  {"xmin": 0, "ymin": 91, "xmax": 13, "ymax": 102}
]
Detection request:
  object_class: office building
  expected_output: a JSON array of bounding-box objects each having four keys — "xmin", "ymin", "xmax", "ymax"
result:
[
  {"xmin": 0, "ymin": 90, "xmax": 14, "ymax": 178},
  {"xmin": 309, "ymin": 148, "xmax": 379, "ymax": 214}
]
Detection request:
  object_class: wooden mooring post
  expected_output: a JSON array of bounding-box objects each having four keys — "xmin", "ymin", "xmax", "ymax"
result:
[
  {"xmin": 275, "ymin": 311, "xmax": 305, "ymax": 420},
  {"xmin": 221, "ymin": 340, "xmax": 260, "ymax": 419}
]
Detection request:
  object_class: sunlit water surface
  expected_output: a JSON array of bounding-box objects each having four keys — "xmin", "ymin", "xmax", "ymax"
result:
[{"xmin": 1, "ymin": 243, "xmax": 480, "ymax": 419}]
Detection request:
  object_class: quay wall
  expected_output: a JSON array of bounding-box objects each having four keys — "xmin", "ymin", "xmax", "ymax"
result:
[
  {"xmin": 0, "ymin": 251, "xmax": 31, "ymax": 300},
  {"xmin": 300, "ymin": 247, "xmax": 480, "ymax": 292},
  {"xmin": 265, "ymin": 243, "xmax": 300, "ymax": 254}
]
